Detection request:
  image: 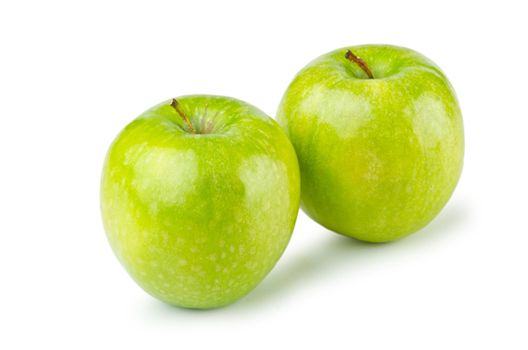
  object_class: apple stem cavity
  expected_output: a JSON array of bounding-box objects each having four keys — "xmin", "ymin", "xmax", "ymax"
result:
[
  {"xmin": 170, "ymin": 99, "xmax": 196, "ymax": 134},
  {"xmin": 345, "ymin": 50, "xmax": 374, "ymax": 79}
]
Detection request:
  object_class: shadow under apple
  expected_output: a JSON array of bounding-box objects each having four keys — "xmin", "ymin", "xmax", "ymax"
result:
[{"xmin": 234, "ymin": 200, "xmax": 469, "ymax": 310}]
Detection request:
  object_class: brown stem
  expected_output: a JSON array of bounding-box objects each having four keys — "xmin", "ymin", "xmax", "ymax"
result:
[
  {"xmin": 170, "ymin": 98, "xmax": 196, "ymax": 133},
  {"xmin": 345, "ymin": 50, "xmax": 374, "ymax": 79}
]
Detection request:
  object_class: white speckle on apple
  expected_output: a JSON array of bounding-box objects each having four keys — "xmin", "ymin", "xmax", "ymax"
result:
[
  {"xmin": 244, "ymin": 261, "xmax": 257, "ymax": 270},
  {"xmin": 207, "ymin": 254, "xmax": 217, "ymax": 262},
  {"xmin": 362, "ymin": 150, "xmax": 382, "ymax": 182}
]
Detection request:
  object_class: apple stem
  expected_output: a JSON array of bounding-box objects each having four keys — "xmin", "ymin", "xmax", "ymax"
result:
[
  {"xmin": 170, "ymin": 99, "xmax": 196, "ymax": 134},
  {"xmin": 345, "ymin": 50, "xmax": 374, "ymax": 79}
]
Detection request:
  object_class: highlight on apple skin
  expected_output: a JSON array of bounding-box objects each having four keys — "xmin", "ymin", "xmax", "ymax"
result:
[
  {"xmin": 101, "ymin": 95, "xmax": 300, "ymax": 309},
  {"xmin": 277, "ymin": 45, "xmax": 464, "ymax": 243}
]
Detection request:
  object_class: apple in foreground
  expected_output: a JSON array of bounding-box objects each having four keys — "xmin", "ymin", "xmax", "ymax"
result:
[
  {"xmin": 101, "ymin": 95, "xmax": 300, "ymax": 308},
  {"xmin": 277, "ymin": 45, "xmax": 464, "ymax": 242}
]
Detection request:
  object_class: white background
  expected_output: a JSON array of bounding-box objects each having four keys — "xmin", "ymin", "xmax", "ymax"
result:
[{"xmin": 1, "ymin": 0, "xmax": 527, "ymax": 349}]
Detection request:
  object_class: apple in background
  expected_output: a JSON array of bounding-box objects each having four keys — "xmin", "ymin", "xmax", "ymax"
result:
[
  {"xmin": 277, "ymin": 45, "xmax": 464, "ymax": 242},
  {"xmin": 101, "ymin": 95, "xmax": 300, "ymax": 309}
]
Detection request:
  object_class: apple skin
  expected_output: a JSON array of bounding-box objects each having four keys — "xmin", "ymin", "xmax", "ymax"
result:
[
  {"xmin": 277, "ymin": 45, "xmax": 464, "ymax": 242},
  {"xmin": 101, "ymin": 95, "xmax": 300, "ymax": 309}
]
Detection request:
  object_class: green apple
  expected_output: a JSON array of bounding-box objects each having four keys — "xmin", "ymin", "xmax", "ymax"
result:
[
  {"xmin": 277, "ymin": 45, "xmax": 464, "ymax": 242},
  {"xmin": 101, "ymin": 95, "xmax": 300, "ymax": 309}
]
